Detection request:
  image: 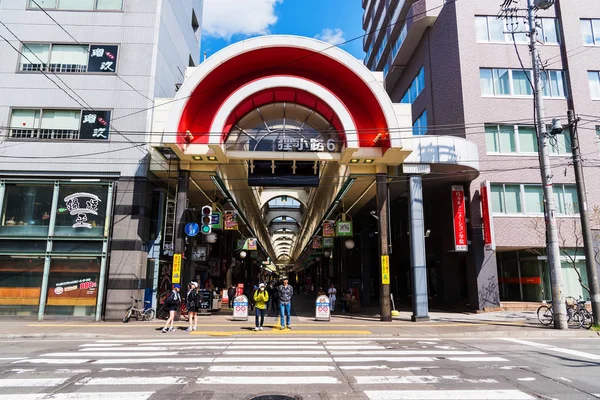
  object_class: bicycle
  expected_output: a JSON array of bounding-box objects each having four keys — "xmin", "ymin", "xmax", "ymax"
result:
[
  {"xmin": 537, "ymin": 296, "xmax": 590, "ymax": 328},
  {"xmin": 156, "ymin": 298, "xmax": 188, "ymax": 321},
  {"xmin": 123, "ymin": 296, "xmax": 155, "ymax": 323}
]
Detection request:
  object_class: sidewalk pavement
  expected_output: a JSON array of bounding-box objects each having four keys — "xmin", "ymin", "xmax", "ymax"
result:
[{"xmin": 1, "ymin": 309, "xmax": 597, "ymax": 340}]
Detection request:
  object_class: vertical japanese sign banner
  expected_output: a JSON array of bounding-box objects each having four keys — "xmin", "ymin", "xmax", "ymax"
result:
[
  {"xmin": 335, "ymin": 221, "xmax": 353, "ymax": 237},
  {"xmin": 224, "ymin": 211, "xmax": 238, "ymax": 230},
  {"xmin": 172, "ymin": 254, "xmax": 182, "ymax": 284},
  {"xmin": 480, "ymin": 180, "xmax": 496, "ymax": 251},
  {"xmin": 381, "ymin": 255, "xmax": 390, "ymax": 284},
  {"xmin": 451, "ymin": 185, "xmax": 468, "ymax": 252},
  {"xmin": 322, "ymin": 220, "xmax": 336, "ymax": 237}
]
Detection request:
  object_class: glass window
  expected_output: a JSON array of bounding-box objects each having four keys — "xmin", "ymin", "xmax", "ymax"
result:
[
  {"xmin": 562, "ymin": 186, "xmax": 579, "ymax": 214},
  {"xmin": 488, "ymin": 17, "xmax": 506, "ymax": 42},
  {"xmin": 518, "ymin": 126, "xmax": 538, "ymax": 153},
  {"xmin": 55, "ymin": 185, "xmax": 109, "ymax": 237},
  {"xmin": 494, "ymin": 69, "xmax": 510, "ymax": 95},
  {"xmin": 0, "ymin": 257, "xmax": 44, "ymax": 316},
  {"xmin": 49, "ymin": 44, "xmax": 88, "ymax": 73},
  {"xmin": 498, "ymin": 125, "xmax": 515, "ymax": 153},
  {"xmin": 541, "ymin": 70, "xmax": 565, "ymax": 97},
  {"xmin": 581, "ymin": 19, "xmax": 594, "ymax": 45},
  {"xmin": 594, "ymin": 20, "xmax": 600, "ymax": 45},
  {"xmin": 512, "ymin": 70, "xmax": 532, "ymax": 96},
  {"xmin": 45, "ymin": 258, "xmax": 100, "ymax": 317},
  {"xmin": 9, "ymin": 109, "xmax": 40, "ymax": 137},
  {"xmin": 41, "ymin": 110, "xmax": 80, "ymax": 131},
  {"xmin": 485, "ymin": 125, "xmax": 499, "ymax": 152},
  {"xmin": 96, "ymin": 0, "xmax": 123, "ymax": 9},
  {"xmin": 400, "ymin": 67, "xmax": 425, "ymax": 104},
  {"xmin": 589, "ymin": 71, "xmax": 600, "ymax": 99},
  {"xmin": 28, "ymin": 0, "xmax": 56, "ymax": 8},
  {"xmin": 490, "ymin": 184, "xmax": 504, "ymax": 213},
  {"xmin": 57, "ymin": 0, "xmax": 95, "ymax": 9},
  {"xmin": 412, "ymin": 110, "xmax": 427, "ymax": 135},
  {"xmin": 524, "ymin": 186, "xmax": 544, "ymax": 214},
  {"xmin": 475, "ymin": 16, "xmax": 489, "ymax": 42},
  {"xmin": 504, "ymin": 185, "xmax": 521, "ymax": 214},
  {"xmin": 480, "ymin": 68, "xmax": 494, "ymax": 96},
  {"xmin": 20, "ymin": 44, "xmax": 50, "ymax": 71},
  {"xmin": 549, "ymin": 129, "xmax": 570, "ymax": 154},
  {"xmin": 541, "ymin": 18, "xmax": 559, "ymax": 44},
  {"xmin": 0, "ymin": 184, "xmax": 54, "ymax": 237}
]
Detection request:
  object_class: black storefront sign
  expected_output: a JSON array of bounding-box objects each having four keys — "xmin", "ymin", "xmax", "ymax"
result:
[
  {"xmin": 87, "ymin": 45, "xmax": 119, "ymax": 73},
  {"xmin": 80, "ymin": 111, "xmax": 111, "ymax": 140},
  {"xmin": 197, "ymin": 289, "xmax": 212, "ymax": 310}
]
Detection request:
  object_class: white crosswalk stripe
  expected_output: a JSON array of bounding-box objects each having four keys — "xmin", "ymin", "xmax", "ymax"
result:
[{"xmin": 0, "ymin": 336, "xmax": 537, "ymax": 399}]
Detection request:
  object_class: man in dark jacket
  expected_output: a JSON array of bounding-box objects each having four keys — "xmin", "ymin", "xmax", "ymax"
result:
[{"xmin": 227, "ymin": 285, "xmax": 236, "ymax": 309}]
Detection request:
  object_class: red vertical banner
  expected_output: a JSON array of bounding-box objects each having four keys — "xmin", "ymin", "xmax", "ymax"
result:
[
  {"xmin": 451, "ymin": 185, "xmax": 468, "ymax": 252},
  {"xmin": 480, "ymin": 180, "xmax": 496, "ymax": 251}
]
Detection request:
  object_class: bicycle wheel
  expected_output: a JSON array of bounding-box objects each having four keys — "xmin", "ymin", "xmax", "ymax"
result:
[
  {"xmin": 122, "ymin": 309, "xmax": 132, "ymax": 323},
  {"xmin": 567, "ymin": 309, "xmax": 581, "ymax": 329},
  {"xmin": 157, "ymin": 306, "xmax": 169, "ymax": 320},
  {"xmin": 537, "ymin": 305, "xmax": 553, "ymax": 326},
  {"xmin": 579, "ymin": 310, "xmax": 593, "ymax": 330},
  {"xmin": 143, "ymin": 309, "xmax": 156, "ymax": 322}
]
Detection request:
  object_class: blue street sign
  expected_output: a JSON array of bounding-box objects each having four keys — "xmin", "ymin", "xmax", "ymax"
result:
[{"xmin": 184, "ymin": 222, "xmax": 199, "ymax": 237}]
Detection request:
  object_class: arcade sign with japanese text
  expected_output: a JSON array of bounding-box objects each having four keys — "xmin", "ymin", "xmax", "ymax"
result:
[
  {"xmin": 80, "ymin": 111, "xmax": 111, "ymax": 140},
  {"xmin": 276, "ymin": 137, "xmax": 338, "ymax": 152},
  {"xmin": 451, "ymin": 185, "xmax": 468, "ymax": 252}
]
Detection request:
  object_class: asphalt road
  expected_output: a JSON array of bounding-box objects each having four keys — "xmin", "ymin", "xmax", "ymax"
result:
[{"xmin": 0, "ymin": 334, "xmax": 598, "ymax": 399}]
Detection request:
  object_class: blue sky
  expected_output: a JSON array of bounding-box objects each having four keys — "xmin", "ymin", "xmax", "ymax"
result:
[{"xmin": 201, "ymin": 0, "xmax": 366, "ymax": 61}]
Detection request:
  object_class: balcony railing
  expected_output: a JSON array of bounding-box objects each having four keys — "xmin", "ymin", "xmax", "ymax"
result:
[{"xmin": 9, "ymin": 128, "xmax": 81, "ymax": 140}]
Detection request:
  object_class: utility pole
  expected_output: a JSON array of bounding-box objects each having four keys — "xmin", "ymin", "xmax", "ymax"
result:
[
  {"xmin": 554, "ymin": 0, "xmax": 600, "ymax": 328},
  {"xmin": 526, "ymin": 0, "xmax": 567, "ymax": 329}
]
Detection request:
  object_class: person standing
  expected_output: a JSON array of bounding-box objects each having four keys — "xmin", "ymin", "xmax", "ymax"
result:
[
  {"xmin": 186, "ymin": 282, "xmax": 199, "ymax": 332},
  {"xmin": 227, "ymin": 284, "xmax": 236, "ymax": 309},
  {"xmin": 328, "ymin": 283, "xmax": 337, "ymax": 312},
  {"xmin": 278, "ymin": 277, "xmax": 293, "ymax": 329},
  {"xmin": 162, "ymin": 283, "xmax": 181, "ymax": 333},
  {"xmin": 253, "ymin": 283, "xmax": 269, "ymax": 331},
  {"xmin": 271, "ymin": 282, "xmax": 279, "ymax": 311}
]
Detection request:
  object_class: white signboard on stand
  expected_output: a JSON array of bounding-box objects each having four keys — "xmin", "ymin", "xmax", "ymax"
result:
[
  {"xmin": 315, "ymin": 295, "xmax": 330, "ymax": 321},
  {"xmin": 232, "ymin": 295, "xmax": 249, "ymax": 321}
]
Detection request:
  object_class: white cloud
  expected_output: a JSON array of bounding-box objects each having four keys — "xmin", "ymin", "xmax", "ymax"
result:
[
  {"xmin": 202, "ymin": 0, "xmax": 282, "ymax": 41},
  {"xmin": 314, "ymin": 28, "xmax": 346, "ymax": 45}
]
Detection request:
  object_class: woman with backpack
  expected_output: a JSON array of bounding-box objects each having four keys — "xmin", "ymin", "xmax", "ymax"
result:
[
  {"xmin": 186, "ymin": 282, "xmax": 199, "ymax": 332},
  {"xmin": 162, "ymin": 283, "xmax": 181, "ymax": 333},
  {"xmin": 253, "ymin": 283, "xmax": 269, "ymax": 331}
]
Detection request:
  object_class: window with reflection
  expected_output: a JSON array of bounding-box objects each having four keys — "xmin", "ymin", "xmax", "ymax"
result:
[
  {"xmin": 55, "ymin": 185, "xmax": 109, "ymax": 237},
  {"xmin": 1, "ymin": 184, "xmax": 53, "ymax": 236},
  {"xmin": 0, "ymin": 257, "xmax": 44, "ymax": 316}
]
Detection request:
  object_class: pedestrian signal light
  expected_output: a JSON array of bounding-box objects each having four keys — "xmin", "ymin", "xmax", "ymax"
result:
[{"xmin": 201, "ymin": 205, "xmax": 212, "ymax": 235}]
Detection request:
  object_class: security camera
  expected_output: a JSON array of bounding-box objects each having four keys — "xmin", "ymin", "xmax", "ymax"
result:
[
  {"xmin": 550, "ymin": 118, "xmax": 563, "ymax": 135},
  {"xmin": 370, "ymin": 210, "xmax": 379, "ymax": 220}
]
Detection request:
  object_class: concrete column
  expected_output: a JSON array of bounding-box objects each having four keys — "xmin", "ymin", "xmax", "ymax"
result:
[
  {"xmin": 409, "ymin": 174, "xmax": 430, "ymax": 321},
  {"xmin": 174, "ymin": 169, "xmax": 190, "ymax": 284},
  {"xmin": 37, "ymin": 182, "xmax": 60, "ymax": 321},
  {"xmin": 376, "ymin": 168, "xmax": 391, "ymax": 321},
  {"xmin": 95, "ymin": 182, "xmax": 114, "ymax": 321}
]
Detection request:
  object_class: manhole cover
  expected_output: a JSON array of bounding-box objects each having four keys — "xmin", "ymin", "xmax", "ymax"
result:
[{"xmin": 251, "ymin": 396, "xmax": 298, "ymax": 400}]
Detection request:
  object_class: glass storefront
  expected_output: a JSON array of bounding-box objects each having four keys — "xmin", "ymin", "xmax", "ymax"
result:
[
  {"xmin": 498, "ymin": 249, "xmax": 590, "ymax": 302},
  {"xmin": 0, "ymin": 179, "xmax": 112, "ymax": 317}
]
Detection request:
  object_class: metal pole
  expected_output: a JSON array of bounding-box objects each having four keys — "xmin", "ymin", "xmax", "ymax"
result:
[
  {"xmin": 409, "ymin": 175, "xmax": 429, "ymax": 320},
  {"xmin": 38, "ymin": 182, "xmax": 60, "ymax": 321},
  {"xmin": 568, "ymin": 111, "xmax": 600, "ymax": 325},
  {"xmin": 554, "ymin": 0, "xmax": 600, "ymax": 326},
  {"xmin": 527, "ymin": 0, "xmax": 567, "ymax": 329},
  {"xmin": 376, "ymin": 171, "xmax": 391, "ymax": 321},
  {"xmin": 95, "ymin": 182, "xmax": 114, "ymax": 322}
]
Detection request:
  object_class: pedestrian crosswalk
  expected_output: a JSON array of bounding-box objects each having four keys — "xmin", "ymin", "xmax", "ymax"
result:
[{"xmin": 0, "ymin": 336, "xmax": 539, "ymax": 399}]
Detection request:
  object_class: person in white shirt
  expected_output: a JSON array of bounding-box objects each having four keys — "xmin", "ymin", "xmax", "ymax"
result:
[{"xmin": 328, "ymin": 283, "xmax": 337, "ymax": 312}]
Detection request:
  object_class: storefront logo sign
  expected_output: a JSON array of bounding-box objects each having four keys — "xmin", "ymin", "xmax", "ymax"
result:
[
  {"xmin": 277, "ymin": 138, "xmax": 337, "ymax": 152},
  {"xmin": 64, "ymin": 192, "xmax": 101, "ymax": 229},
  {"xmin": 451, "ymin": 185, "xmax": 468, "ymax": 252},
  {"xmin": 480, "ymin": 181, "xmax": 496, "ymax": 251},
  {"xmin": 336, "ymin": 221, "xmax": 353, "ymax": 237}
]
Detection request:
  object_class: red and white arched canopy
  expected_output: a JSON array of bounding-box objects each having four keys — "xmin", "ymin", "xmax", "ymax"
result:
[{"xmin": 162, "ymin": 35, "xmax": 405, "ymax": 160}]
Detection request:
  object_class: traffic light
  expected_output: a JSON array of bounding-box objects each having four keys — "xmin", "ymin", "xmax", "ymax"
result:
[{"xmin": 201, "ymin": 205, "xmax": 212, "ymax": 235}]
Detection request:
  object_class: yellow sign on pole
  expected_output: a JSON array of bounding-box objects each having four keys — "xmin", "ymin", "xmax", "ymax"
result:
[
  {"xmin": 172, "ymin": 254, "xmax": 182, "ymax": 284},
  {"xmin": 381, "ymin": 255, "xmax": 390, "ymax": 285}
]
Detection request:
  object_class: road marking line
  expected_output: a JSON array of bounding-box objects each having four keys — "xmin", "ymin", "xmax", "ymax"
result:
[
  {"xmin": 213, "ymin": 357, "xmax": 334, "ymax": 363},
  {"xmin": 13, "ymin": 359, "xmax": 90, "ymax": 365},
  {"xmin": 79, "ymin": 344, "xmax": 123, "ymax": 347},
  {"xmin": 224, "ymin": 345, "xmax": 324, "ymax": 349},
  {"xmin": 325, "ymin": 346, "xmax": 385, "ymax": 350},
  {"xmin": 0, "ymin": 358, "xmax": 26, "ymax": 360},
  {"xmin": 223, "ymin": 350, "xmax": 328, "ymax": 355},
  {"xmin": 197, "ymin": 376, "xmax": 340, "ymax": 385},
  {"xmin": 137, "ymin": 341, "xmax": 319, "ymax": 346},
  {"xmin": 355, "ymin": 376, "xmax": 498, "ymax": 384},
  {"xmin": 339, "ymin": 365, "xmax": 389, "ymax": 370},
  {"xmin": 364, "ymin": 390, "xmax": 535, "ymax": 399},
  {"xmin": 209, "ymin": 365, "xmax": 336, "ymax": 372},
  {"xmin": 0, "ymin": 393, "xmax": 155, "ymax": 400},
  {"xmin": 0, "ymin": 378, "xmax": 68, "ymax": 387},
  {"xmin": 334, "ymin": 357, "xmax": 435, "ymax": 362},
  {"xmin": 92, "ymin": 357, "xmax": 213, "ymax": 364},
  {"xmin": 501, "ymin": 338, "xmax": 600, "ymax": 361},
  {"xmin": 446, "ymin": 357, "xmax": 508, "ymax": 362},
  {"xmin": 43, "ymin": 352, "xmax": 173, "ymax": 357},
  {"xmin": 76, "ymin": 376, "xmax": 186, "ymax": 385},
  {"xmin": 518, "ymin": 377, "xmax": 536, "ymax": 381},
  {"xmin": 330, "ymin": 350, "xmax": 486, "ymax": 355},
  {"xmin": 79, "ymin": 347, "xmax": 168, "ymax": 352}
]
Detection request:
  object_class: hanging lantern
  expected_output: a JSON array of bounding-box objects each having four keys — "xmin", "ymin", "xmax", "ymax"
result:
[
  {"xmin": 206, "ymin": 233, "xmax": 218, "ymax": 243},
  {"xmin": 344, "ymin": 238, "xmax": 355, "ymax": 249}
]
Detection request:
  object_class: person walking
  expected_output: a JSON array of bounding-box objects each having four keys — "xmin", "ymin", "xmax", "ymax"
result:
[
  {"xmin": 227, "ymin": 284, "xmax": 236, "ymax": 309},
  {"xmin": 278, "ymin": 277, "xmax": 293, "ymax": 329},
  {"xmin": 253, "ymin": 283, "xmax": 269, "ymax": 331},
  {"xmin": 186, "ymin": 282, "xmax": 199, "ymax": 332},
  {"xmin": 328, "ymin": 283, "xmax": 337, "ymax": 312},
  {"xmin": 162, "ymin": 283, "xmax": 181, "ymax": 333}
]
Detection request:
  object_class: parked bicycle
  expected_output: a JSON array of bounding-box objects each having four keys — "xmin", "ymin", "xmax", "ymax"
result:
[
  {"xmin": 537, "ymin": 296, "xmax": 593, "ymax": 329},
  {"xmin": 123, "ymin": 296, "xmax": 155, "ymax": 323},
  {"xmin": 156, "ymin": 293, "xmax": 188, "ymax": 321}
]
